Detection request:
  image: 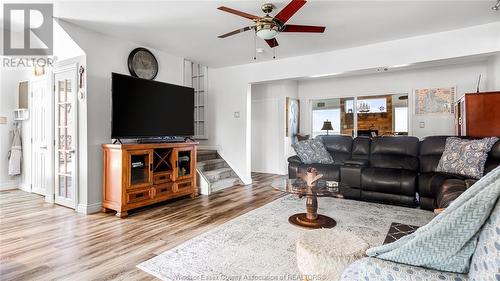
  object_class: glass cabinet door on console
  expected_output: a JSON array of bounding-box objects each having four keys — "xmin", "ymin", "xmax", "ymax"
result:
[
  {"xmin": 172, "ymin": 147, "xmax": 194, "ymax": 181},
  {"xmin": 127, "ymin": 150, "xmax": 153, "ymax": 189}
]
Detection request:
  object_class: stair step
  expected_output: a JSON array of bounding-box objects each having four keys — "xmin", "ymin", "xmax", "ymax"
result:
[
  {"xmin": 211, "ymin": 177, "xmax": 243, "ymax": 193},
  {"xmin": 197, "ymin": 150, "xmax": 217, "ymax": 155},
  {"xmin": 204, "ymin": 167, "xmax": 235, "ymax": 182},
  {"xmin": 197, "ymin": 150, "xmax": 219, "ymax": 161},
  {"xmin": 197, "ymin": 158, "xmax": 227, "ymax": 171},
  {"xmin": 196, "ymin": 150, "xmax": 243, "ymax": 195}
]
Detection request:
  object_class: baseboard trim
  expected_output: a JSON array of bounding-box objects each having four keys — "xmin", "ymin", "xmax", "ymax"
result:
[
  {"xmin": 77, "ymin": 202, "xmax": 102, "ymax": 214},
  {"xmin": 0, "ymin": 180, "xmax": 19, "ymax": 191}
]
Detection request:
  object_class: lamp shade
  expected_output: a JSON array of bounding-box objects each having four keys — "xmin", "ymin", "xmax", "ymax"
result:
[
  {"xmin": 321, "ymin": 120, "xmax": 334, "ymax": 131},
  {"xmin": 256, "ymin": 28, "xmax": 279, "ymax": 40}
]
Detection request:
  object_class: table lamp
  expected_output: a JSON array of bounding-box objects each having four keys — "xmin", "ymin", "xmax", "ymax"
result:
[{"xmin": 321, "ymin": 120, "xmax": 334, "ymax": 135}]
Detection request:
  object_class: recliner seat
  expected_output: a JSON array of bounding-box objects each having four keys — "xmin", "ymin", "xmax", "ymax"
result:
[{"xmin": 359, "ymin": 136, "xmax": 419, "ymax": 206}]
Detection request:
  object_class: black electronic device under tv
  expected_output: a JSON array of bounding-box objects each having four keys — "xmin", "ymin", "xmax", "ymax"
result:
[{"xmin": 111, "ymin": 73, "xmax": 194, "ymax": 139}]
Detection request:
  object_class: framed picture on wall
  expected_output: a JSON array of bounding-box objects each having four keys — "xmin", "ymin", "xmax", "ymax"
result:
[
  {"xmin": 414, "ymin": 86, "xmax": 455, "ymax": 115},
  {"xmin": 286, "ymin": 97, "xmax": 300, "ymax": 141}
]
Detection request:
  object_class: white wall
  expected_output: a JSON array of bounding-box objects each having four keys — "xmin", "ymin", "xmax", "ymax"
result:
[
  {"xmin": 251, "ymin": 80, "xmax": 298, "ymax": 175},
  {"xmin": 487, "ymin": 54, "xmax": 500, "ymax": 91},
  {"xmin": 0, "ymin": 67, "xmax": 31, "ymax": 189},
  {"xmin": 58, "ymin": 20, "xmax": 184, "ymax": 213},
  {"xmin": 298, "ymin": 60, "xmax": 490, "ymax": 139},
  {"xmin": 54, "ymin": 20, "xmax": 85, "ymax": 62},
  {"xmin": 207, "ymin": 22, "xmax": 500, "ymax": 184}
]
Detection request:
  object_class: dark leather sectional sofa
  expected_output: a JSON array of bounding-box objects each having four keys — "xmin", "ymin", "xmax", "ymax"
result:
[{"xmin": 288, "ymin": 135, "xmax": 500, "ymax": 210}]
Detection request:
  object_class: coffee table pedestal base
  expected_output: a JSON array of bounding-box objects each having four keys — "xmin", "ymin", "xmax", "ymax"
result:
[{"xmin": 288, "ymin": 213, "xmax": 337, "ymax": 229}]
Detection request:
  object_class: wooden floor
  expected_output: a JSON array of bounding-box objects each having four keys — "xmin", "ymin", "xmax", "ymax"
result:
[{"xmin": 0, "ymin": 173, "xmax": 285, "ymax": 281}]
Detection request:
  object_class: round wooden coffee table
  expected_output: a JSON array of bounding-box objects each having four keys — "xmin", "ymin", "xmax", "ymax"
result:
[{"xmin": 273, "ymin": 179, "xmax": 346, "ymax": 229}]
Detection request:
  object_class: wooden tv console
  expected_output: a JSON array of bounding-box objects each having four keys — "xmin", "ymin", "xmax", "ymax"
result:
[{"xmin": 102, "ymin": 141, "xmax": 198, "ymax": 218}]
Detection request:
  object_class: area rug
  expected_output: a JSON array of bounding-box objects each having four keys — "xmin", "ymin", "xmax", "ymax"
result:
[
  {"xmin": 138, "ymin": 196, "xmax": 434, "ymax": 280},
  {"xmin": 383, "ymin": 222, "xmax": 419, "ymax": 244}
]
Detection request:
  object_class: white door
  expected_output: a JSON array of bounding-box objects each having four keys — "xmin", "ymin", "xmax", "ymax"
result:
[
  {"xmin": 54, "ymin": 66, "xmax": 78, "ymax": 209},
  {"xmin": 31, "ymin": 78, "xmax": 49, "ymax": 195}
]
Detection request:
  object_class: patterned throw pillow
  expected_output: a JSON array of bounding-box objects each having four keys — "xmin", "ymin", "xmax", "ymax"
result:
[
  {"xmin": 292, "ymin": 139, "xmax": 334, "ymax": 164},
  {"xmin": 436, "ymin": 137, "xmax": 498, "ymax": 179}
]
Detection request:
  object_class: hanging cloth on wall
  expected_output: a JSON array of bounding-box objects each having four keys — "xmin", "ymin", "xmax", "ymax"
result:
[{"xmin": 8, "ymin": 126, "xmax": 22, "ymax": 176}]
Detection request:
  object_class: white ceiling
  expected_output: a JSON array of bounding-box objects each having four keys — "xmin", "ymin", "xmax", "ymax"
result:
[{"xmin": 54, "ymin": 1, "xmax": 500, "ymax": 68}]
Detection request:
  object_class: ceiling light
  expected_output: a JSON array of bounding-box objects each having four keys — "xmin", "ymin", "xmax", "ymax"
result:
[
  {"xmin": 255, "ymin": 17, "xmax": 280, "ymax": 40},
  {"xmin": 309, "ymin": 72, "xmax": 341, "ymax": 78},
  {"xmin": 493, "ymin": 0, "xmax": 500, "ymax": 10},
  {"xmin": 256, "ymin": 28, "xmax": 279, "ymax": 40},
  {"xmin": 256, "ymin": 48, "xmax": 265, "ymax": 54},
  {"xmin": 391, "ymin": 63, "xmax": 411, "ymax": 68}
]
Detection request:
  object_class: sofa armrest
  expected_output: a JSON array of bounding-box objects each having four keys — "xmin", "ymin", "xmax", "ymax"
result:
[
  {"xmin": 435, "ymin": 179, "xmax": 467, "ymax": 209},
  {"xmin": 288, "ymin": 156, "xmax": 302, "ymax": 179},
  {"xmin": 287, "ymin": 155, "xmax": 302, "ymax": 165},
  {"xmin": 340, "ymin": 164, "xmax": 365, "ymax": 189},
  {"xmin": 343, "ymin": 158, "xmax": 369, "ymax": 167},
  {"xmin": 464, "ymin": 179, "xmax": 477, "ymax": 189}
]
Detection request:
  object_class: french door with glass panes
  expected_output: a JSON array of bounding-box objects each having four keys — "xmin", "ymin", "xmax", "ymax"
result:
[{"xmin": 54, "ymin": 65, "xmax": 78, "ymax": 208}]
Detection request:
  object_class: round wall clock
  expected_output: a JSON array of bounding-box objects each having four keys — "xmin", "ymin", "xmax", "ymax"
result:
[{"xmin": 127, "ymin": 47, "xmax": 158, "ymax": 80}]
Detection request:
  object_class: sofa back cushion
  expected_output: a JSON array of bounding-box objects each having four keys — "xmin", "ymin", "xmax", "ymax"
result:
[
  {"xmin": 419, "ymin": 136, "xmax": 500, "ymax": 174},
  {"xmin": 292, "ymin": 139, "xmax": 334, "ymax": 164},
  {"xmin": 468, "ymin": 198, "xmax": 500, "ymax": 281},
  {"xmin": 352, "ymin": 137, "xmax": 371, "ymax": 160},
  {"xmin": 485, "ymin": 140, "xmax": 500, "ymax": 174},
  {"xmin": 316, "ymin": 135, "xmax": 353, "ymax": 165},
  {"xmin": 436, "ymin": 137, "xmax": 499, "ymax": 179},
  {"xmin": 419, "ymin": 136, "xmax": 448, "ymax": 173},
  {"xmin": 370, "ymin": 136, "xmax": 419, "ymax": 170}
]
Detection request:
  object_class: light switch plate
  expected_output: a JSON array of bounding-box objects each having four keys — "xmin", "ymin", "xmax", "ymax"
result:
[
  {"xmin": 234, "ymin": 111, "xmax": 240, "ymax": 118},
  {"xmin": 419, "ymin": 122, "xmax": 425, "ymax": 128},
  {"xmin": 0, "ymin": 117, "xmax": 7, "ymax": 124}
]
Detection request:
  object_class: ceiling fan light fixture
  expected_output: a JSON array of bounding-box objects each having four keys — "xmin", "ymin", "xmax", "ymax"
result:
[
  {"xmin": 256, "ymin": 28, "xmax": 279, "ymax": 40},
  {"xmin": 255, "ymin": 19, "xmax": 280, "ymax": 40},
  {"xmin": 492, "ymin": 0, "xmax": 500, "ymax": 10}
]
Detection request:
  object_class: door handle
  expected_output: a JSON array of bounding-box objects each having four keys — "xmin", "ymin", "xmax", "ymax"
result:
[{"xmin": 40, "ymin": 145, "xmax": 47, "ymax": 149}]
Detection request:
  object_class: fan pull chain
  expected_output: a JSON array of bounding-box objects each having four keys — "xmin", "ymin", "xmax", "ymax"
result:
[
  {"xmin": 273, "ymin": 47, "xmax": 276, "ymax": 59},
  {"xmin": 253, "ymin": 34, "xmax": 257, "ymax": 60}
]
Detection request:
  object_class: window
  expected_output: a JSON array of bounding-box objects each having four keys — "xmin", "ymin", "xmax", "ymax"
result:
[
  {"xmin": 311, "ymin": 94, "xmax": 408, "ymax": 137},
  {"xmin": 311, "ymin": 98, "xmax": 354, "ymax": 137},
  {"xmin": 345, "ymin": 98, "xmax": 387, "ymax": 114},
  {"xmin": 394, "ymin": 107, "xmax": 408, "ymax": 133},
  {"xmin": 312, "ymin": 109, "xmax": 340, "ymax": 137}
]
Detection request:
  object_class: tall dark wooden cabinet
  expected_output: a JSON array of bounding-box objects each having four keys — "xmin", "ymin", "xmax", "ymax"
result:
[{"xmin": 455, "ymin": 91, "xmax": 500, "ymax": 137}]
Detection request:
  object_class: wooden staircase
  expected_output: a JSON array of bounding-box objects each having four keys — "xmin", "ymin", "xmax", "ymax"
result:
[{"xmin": 196, "ymin": 150, "xmax": 243, "ymax": 195}]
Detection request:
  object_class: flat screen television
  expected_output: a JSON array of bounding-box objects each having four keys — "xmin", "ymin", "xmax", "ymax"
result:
[{"xmin": 111, "ymin": 73, "xmax": 194, "ymax": 138}]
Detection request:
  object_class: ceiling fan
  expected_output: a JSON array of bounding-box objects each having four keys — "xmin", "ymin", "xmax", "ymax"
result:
[{"xmin": 217, "ymin": 0, "xmax": 325, "ymax": 49}]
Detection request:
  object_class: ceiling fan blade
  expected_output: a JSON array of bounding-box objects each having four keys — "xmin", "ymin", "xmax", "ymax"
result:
[
  {"xmin": 218, "ymin": 26, "xmax": 253, "ymax": 38},
  {"xmin": 274, "ymin": 0, "xmax": 307, "ymax": 24},
  {"xmin": 282, "ymin": 24, "xmax": 325, "ymax": 33},
  {"xmin": 217, "ymin": 6, "xmax": 260, "ymax": 20},
  {"xmin": 265, "ymin": 38, "xmax": 279, "ymax": 48}
]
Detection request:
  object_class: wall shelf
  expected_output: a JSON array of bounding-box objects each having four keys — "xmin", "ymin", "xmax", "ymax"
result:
[
  {"xmin": 14, "ymin": 108, "xmax": 29, "ymax": 121},
  {"xmin": 185, "ymin": 60, "xmax": 208, "ymax": 140}
]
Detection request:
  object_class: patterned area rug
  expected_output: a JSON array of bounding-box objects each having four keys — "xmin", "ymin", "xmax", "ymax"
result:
[
  {"xmin": 138, "ymin": 195, "xmax": 434, "ymax": 280},
  {"xmin": 383, "ymin": 222, "xmax": 420, "ymax": 244}
]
